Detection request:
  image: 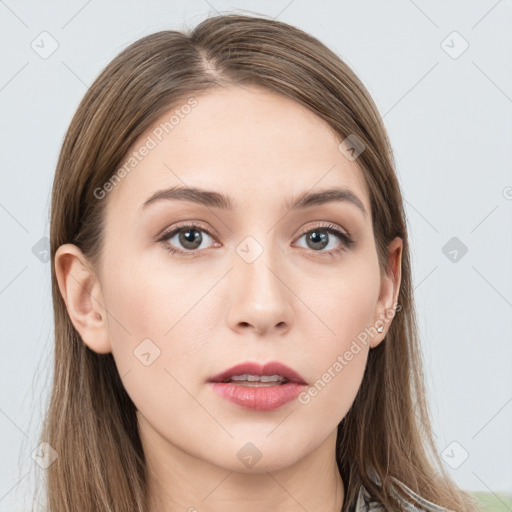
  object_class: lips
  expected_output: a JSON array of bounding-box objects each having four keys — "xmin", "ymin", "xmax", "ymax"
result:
[
  {"xmin": 208, "ymin": 361, "xmax": 307, "ymax": 411},
  {"xmin": 208, "ymin": 361, "xmax": 307, "ymax": 385}
]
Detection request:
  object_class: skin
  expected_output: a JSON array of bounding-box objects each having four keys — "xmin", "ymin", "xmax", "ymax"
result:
[{"xmin": 55, "ymin": 84, "xmax": 402, "ymax": 512}]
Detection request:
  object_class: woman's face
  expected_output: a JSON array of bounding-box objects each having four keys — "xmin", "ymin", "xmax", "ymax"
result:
[{"xmin": 60, "ymin": 84, "xmax": 401, "ymax": 475}]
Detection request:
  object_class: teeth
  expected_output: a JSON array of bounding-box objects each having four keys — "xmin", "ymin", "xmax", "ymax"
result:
[{"xmin": 228, "ymin": 374, "xmax": 286, "ymax": 383}]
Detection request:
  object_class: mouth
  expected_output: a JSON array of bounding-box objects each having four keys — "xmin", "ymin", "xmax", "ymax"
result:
[
  {"xmin": 208, "ymin": 361, "xmax": 307, "ymax": 411},
  {"xmin": 208, "ymin": 361, "xmax": 307, "ymax": 386},
  {"xmin": 220, "ymin": 374, "xmax": 289, "ymax": 387},
  {"xmin": 209, "ymin": 361, "xmax": 306, "ymax": 412}
]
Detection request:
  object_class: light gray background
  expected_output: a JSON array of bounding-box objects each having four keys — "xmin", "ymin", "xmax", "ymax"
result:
[{"xmin": 1, "ymin": 1, "xmax": 511, "ymax": 510}]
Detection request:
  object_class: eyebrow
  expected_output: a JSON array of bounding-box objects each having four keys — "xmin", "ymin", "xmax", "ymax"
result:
[{"xmin": 141, "ymin": 185, "xmax": 367, "ymax": 218}]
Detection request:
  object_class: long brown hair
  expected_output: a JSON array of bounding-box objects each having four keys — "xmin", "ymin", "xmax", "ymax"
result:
[{"xmin": 40, "ymin": 13, "xmax": 479, "ymax": 511}]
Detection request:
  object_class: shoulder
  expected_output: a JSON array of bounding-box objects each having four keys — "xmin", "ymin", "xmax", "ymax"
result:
[{"xmin": 349, "ymin": 477, "xmax": 455, "ymax": 512}]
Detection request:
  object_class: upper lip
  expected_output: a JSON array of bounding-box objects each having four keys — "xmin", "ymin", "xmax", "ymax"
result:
[{"xmin": 209, "ymin": 361, "xmax": 307, "ymax": 384}]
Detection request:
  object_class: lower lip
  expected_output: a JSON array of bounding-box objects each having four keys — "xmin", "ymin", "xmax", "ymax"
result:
[{"xmin": 209, "ymin": 382, "xmax": 306, "ymax": 411}]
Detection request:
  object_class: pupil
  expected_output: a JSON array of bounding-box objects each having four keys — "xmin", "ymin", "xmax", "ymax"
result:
[
  {"xmin": 308, "ymin": 230, "xmax": 328, "ymax": 250},
  {"xmin": 180, "ymin": 229, "xmax": 202, "ymax": 249}
]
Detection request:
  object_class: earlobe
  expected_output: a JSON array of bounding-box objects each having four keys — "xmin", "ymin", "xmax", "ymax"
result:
[
  {"xmin": 370, "ymin": 237, "xmax": 403, "ymax": 349},
  {"xmin": 54, "ymin": 244, "xmax": 112, "ymax": 354}
]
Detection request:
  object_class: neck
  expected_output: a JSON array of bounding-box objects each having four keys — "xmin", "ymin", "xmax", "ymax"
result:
[{"xmin": 144, "ymin": 427, "xmax": 344, "ymax": 512}]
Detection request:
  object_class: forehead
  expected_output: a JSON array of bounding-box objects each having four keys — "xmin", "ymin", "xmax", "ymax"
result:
[{"xmin": 104, "ymin": 85, "xmax": 370, "ymax": 219}]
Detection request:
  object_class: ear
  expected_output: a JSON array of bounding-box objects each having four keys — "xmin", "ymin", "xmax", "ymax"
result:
[
  {"xmin": 54, "ymin": 244, "xmax": 112, "ymax": 354},
  {"xmin": 370, "ymin": 236, "xmax": 403, "ymax": 349}
]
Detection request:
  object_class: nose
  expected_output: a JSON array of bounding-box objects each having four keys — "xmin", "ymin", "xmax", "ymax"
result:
[{"xmin": 225, "ymin": 245, "xmax": 294, "ymax": 337}]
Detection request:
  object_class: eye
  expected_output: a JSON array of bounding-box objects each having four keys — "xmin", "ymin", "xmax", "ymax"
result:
[
  {"xmin": 157, "ymin": 223, "xmax": 218, "ymax": 257},
  {"xmin": 157, "ymin": 221, "xmax": 354, "ymax": 258},
  {"xmin": 294, "ymin": 223, "xmax": 354, "ymax": 255}
]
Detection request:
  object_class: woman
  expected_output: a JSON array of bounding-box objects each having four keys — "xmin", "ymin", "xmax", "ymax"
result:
[{"xmin": 40, "ymin": 13, "xmax": 479, "ymax": 512}]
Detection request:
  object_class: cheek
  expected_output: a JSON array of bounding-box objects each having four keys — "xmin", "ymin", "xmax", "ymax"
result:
[
  {"xmin": 301, "ymin": 347, "xmax": 368, "ymax": 429},
  {"xmin": 295, "ymin": 258, "xmax": 380, "ymax": 421},
  {"xmin": 100, "ymin": 256, "xmax": 215, "ymax": 400},
  {"xmin": 98, "ymin": 258, "xmax": 170, "ymax": 383},
  {"xmin": 99, "ymin": 265, "xmax": 199, "ymax": 429},
  {"xmin": 300, "ymin": 304, "xmax": 372, "ymax": 420},
  {"xmin": 102, "ymin": 253, "xmax": 202, "ymax": 347},
  {"xmin": 303, "ymin": 254, "xmax": 381, "ymax": 345}
]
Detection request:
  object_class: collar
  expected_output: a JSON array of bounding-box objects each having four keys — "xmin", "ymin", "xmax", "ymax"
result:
[{"xmin": 351, "ymin": 476, "xmax": 454, "ymax": 511}]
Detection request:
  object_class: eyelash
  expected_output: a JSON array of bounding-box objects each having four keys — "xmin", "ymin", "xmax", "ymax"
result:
[{"xmin": 156, "ymin": 222, "xmax": 355, "ymax": 259}]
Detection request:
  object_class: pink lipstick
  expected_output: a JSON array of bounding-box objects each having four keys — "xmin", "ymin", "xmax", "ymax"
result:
[{"xmin": 208, "ymin": 361, "xmax": 307, "ymax": 411}]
